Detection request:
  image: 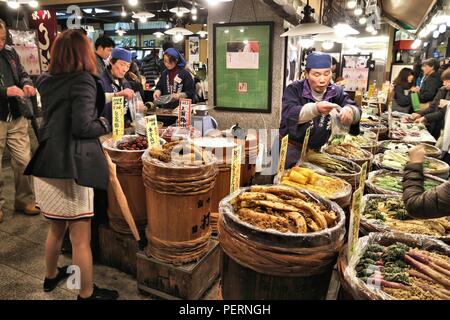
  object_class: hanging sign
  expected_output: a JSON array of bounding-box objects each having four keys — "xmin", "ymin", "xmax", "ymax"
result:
[{"xmin": 112, "ymin": 97, "xmax": 124, "ymax": 141}]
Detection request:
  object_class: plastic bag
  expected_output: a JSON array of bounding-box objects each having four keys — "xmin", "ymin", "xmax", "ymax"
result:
[
  {"xmin": 329, "ymin": 106, "xmax": 350, "ymax": 144},
  {"xmin": 411, "ymin": 92, "xmax": 420, "ymax": 112}
]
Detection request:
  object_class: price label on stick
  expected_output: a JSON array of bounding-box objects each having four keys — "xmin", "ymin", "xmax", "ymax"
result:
[
  {"xmin": 178, "ymin": 98, "xmax": 191, "ymax": 128},
  {"xmin": 347, "ymin": 187, "xmax": 363, "ymax": 259},
  {"xmin": 277, "ymin": 135, "xmax": 289, "ymax": 181},
  {"xmin": 300, "ymin": 126, "xmax": 311, "ymax": 162},
  {"xmin": 112, "ymin": 97, "xmax": 124, "ymax": 141},
  {"xmin": 359, "ymin": 161, "xmax": 368, "ymax": 190},
  {"xmin": 145, "ymin": 115, "xmax": 160, "ymax": 149},
  {"xmin": 230, "ymin": 145, "xmax": 242, "ymax": 194}
]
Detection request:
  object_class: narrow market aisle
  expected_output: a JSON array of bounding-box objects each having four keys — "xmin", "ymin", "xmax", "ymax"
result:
[{"xmin": 0, "ymin": 164, "xmax": 219, "ymax": 300}]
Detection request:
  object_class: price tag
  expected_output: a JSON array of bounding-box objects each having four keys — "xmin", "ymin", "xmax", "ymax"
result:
[
  {"xmin": 145, "ymin": 115, "xmax": 160, "ymax": 149},
  {"xmin": 347, "ymin": 186, "xmax": 364, "ymax": 259},
  {"xmin": 359, "ymin": 161, "xmax": 368, "ymax": 190},
  {"xmin": 277, "ymin": 135, "xmax": 289, "ymax": 181},
  {"xmin": 230, "ymin": 145, "xmax": 242, "ymax": 194},
  {"xmin": 300, "ymin": 126, "xmax": 311, "ymax": 162},
  {"xmin": 112, "ymin": 97, "xmax": 124, "ymax": 141},
  {"xmin": 178, "ymin": 98, "xmax": 191, "ymax": 128}
]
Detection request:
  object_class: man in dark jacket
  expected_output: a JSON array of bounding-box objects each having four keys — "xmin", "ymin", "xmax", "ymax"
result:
[
  {"xmin": 0, "ymin": 19, "xmax": 39, "ymax": 222},
  {"xmin": 141, "ymin": 49, "xmax": 161, "ymax": 88},
  {"xmin": 100, "ymin": 48, "xmax": 135, "ymax": 125},
  {"xmin": 94, "ymin": 35, "xmax": 115, "ymax": 75},
  {"xmin": 410, "ymin": 58, "xmax": 442, "ymax": 105},
  {"xmin": 402, "ymin": 145, "xmax": 450, "ymax": 218},
  {"xmin": 280, "ymin": 52, "xmax": 361, "ymax": 168}
]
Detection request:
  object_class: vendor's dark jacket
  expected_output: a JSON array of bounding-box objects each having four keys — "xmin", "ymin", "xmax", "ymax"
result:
[
  {"xmin": 280, "ymin": 79, "xmax": 360, "ymax": 150},
  {"xmin": 155, "ymin": 67, "xmax": 197, "ymax": 109},
  {"xmin": 402, "ymin": 162, "xmax": 450, "ymax": 219},
  {"xmin": 418, "ymin": 86, "xmax": 450, "ymax": 139},
  {"xmin": 99, "ymin": 67, "xmax": 132, "ymax": 125},
  {"xmin": 0, "ymin": 45, "xmax": 34, "ymax": 121},
  {"xmin": 418, "ymin": 71, "xmax": 442, "ymax": 103},
  {"xmin": 24, "ymin": 71, "xmax": 111, "ymax": 190}
]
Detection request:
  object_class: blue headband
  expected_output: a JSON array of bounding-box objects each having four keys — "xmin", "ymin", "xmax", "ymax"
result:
[
  {"xmin": 306, "ymin": 52, "xmax": 332, "ymax": 69},
  {"xmin": 111, "ymin": 48, "xmax": 132, "ymax": 63},
  {"xmin": 164, "ymin": 48, "xmax": 186, "ymax": 68}
]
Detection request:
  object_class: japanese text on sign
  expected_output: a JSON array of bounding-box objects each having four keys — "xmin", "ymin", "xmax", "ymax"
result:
[
  {"xmin": 145, "ymin": 115, "xmax": 160, "ymax": 149},
  {"xmin": 277, "ymin": 135, "xmax": 289, "ymax": 181},
  {"xmin": 178, "ymin": 98, "xmax": 191, "ymax": 128},
  {"xmin": 230, "ymin": 145, "xmax": 242, "ymax": 194},
  {"xmin": 112, "ymin": 97, "xmax": 124, "ymax": 141}
]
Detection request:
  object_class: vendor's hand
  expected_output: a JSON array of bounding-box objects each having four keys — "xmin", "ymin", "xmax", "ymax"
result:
[
  {"xmin": 439, "ymin": 99, "xmax": 449, "ymax": 109},
  {"xmin": 316, "ymin": 101, "xmax": 336, "ymax": 115},
  {"xmin": 414, "ymin": 117, "xmax": 426, "ymax": 124},
  {"xmin": 410, "ymin": 113, "xmax": 421, "ymax": 121},
  {"xmin": 23, "ymin": 85, "xmax": 36, "ymax": 97},
  {"xmin": 153, "ymin": 90, "xmax": 161, "ymax": 101},
  {"xmin": 340, "ymin": 106, "xmax": 355, "ymax": 125},
  {"xmin": 116, "ymin": 88, "xmax": 135, "ymax": 100},
  {"xmin": 7, "ymin": 86, "xmax": 25, "ymax": 97},
  {"xmin": 409, "ymin": 145, "xmax": 426, "ymax": 164}
]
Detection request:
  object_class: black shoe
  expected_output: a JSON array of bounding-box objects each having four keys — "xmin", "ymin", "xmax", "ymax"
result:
[
  {"xmin": 77, "ymin": 284, "xmax": 119, "ymax": 300},
  {"xmin": 43, "ymin": 266, "xmax": 70, "ymax": 292}
]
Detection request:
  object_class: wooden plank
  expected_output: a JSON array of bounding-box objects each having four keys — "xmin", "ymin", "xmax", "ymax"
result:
[{"xmin": 137, "ymin": 240, "xmax": 220, "ymax": 300}]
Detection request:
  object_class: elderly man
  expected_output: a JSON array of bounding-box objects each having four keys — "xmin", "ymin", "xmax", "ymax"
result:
[
  {"xmin": 100, "ymin": 47, "xmax": 135, "ymax": 125},
  {"xmin": 0, "ymin": 19, "xmax": 40, "ymax": 222},
  {"xmin": 280, "ymin": 52, "xmax": 361, "ymax": 168}
]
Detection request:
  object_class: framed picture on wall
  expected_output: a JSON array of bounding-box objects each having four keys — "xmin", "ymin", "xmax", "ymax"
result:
[
  {"xmin": 341, "ymin": 54, "xmax": 372, "ymax": 92},
  {"xmin": 213, "ymin": 22, "xmax": 273, "ymax": 113},
  {"xmin": 8, "ymin": 29, "xmax": 42, "ymax": 76}
]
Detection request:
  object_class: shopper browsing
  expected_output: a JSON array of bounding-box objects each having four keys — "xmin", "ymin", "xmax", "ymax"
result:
[
  {"xmin": 24, "ymin": 29, "xmax": 118, "ymax": 300},
  {"xmin": 392, "ymin": 67, "xmax": 415, "ymax": 113},
  {"xmin": 94, "ymin": 35, "xmax": 115, "ymax": 75},
  {"xmin": 279, "ymin": 52, "xmax": 361, "ymax": 169}
]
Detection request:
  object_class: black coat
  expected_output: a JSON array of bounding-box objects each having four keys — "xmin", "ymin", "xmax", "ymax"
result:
[
  {"xmin": 418, "ymin": 71, "xmax": 442, "ymax": 103},
  {"xmin": 25, "ymin": 71, "xmax": 111, "ymax": 190},
  {"xmin": 419, "ymin": 86, "xmax": 450, "ymax": 139}
]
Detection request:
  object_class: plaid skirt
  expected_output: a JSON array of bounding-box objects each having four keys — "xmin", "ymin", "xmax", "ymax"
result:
[{"xmin": 33, "ymin": 177, "xmax": 94, "ymax": 220}]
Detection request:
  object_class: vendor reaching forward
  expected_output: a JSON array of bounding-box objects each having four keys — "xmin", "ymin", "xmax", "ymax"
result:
[{"xmin": 280, "ymin": 52, "xmax": 361, "ymax": 168}]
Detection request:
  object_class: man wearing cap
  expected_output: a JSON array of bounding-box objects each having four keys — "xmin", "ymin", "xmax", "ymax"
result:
[
  {"xmin": 280, "ymin": 52, "xmax": 361, "ymax": 168},
  {"xmin": 100, "ymin": 47, "xmax": 135, "ymax": 125}
]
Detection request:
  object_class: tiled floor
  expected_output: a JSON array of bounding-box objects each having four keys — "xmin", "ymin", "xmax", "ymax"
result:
[{"xmin": 0, "ymin": 163, "xmax": 219, "ymax": 300}]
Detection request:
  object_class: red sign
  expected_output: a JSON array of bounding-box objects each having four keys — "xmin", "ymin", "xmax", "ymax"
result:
[
  {"xmin": 29, "ymin": 10, "xmax": 58, "ymax": 72},
  {"xmin": 394, "ymin": 40, "xmax": 414, "ymax": 50},
  {"xmin": 178, "ymin": 99, "xmax": 191, "ymax": 128}
]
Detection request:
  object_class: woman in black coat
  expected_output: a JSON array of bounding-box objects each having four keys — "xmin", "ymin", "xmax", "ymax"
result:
[
  {"xmin": 392, "ymin": 67, "xmax": 414, "ymax": 113},
  {"xmin": 24, "ymin": 30, "xmax": 118, "ymax": 300}
]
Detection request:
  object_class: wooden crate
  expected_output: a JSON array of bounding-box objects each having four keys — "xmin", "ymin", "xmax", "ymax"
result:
[
  {"xmin": 98, "ymin": 224, "xmax": 144, "ymax": 277},
  {"xmin": 137, "ymin": 240, "xmax": 220, "ymax": 300}
]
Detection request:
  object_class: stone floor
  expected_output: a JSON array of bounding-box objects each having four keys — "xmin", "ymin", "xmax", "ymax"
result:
[{"xmin": 0, "ymin": 162, "xmax": 219, "ymax": 300}]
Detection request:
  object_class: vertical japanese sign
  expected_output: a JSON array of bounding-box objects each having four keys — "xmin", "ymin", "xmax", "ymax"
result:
[
  {"xmin": 300, "ymin": 126, "xmax": 311, "ymax": 162},
  {"xmin": 188, "ymin": 36, "xmax": 200, "ymax": 64},
  {"xmin": 112, "ymin": 97, "xmax": 124, "ymax": 141},
  {"xmin": 29, "ymin": 10, "xmax": 58, "ymax": 73},
  {"xmin": 277, "ymin": 135, "xmax": 289, "ymax": 181},
  {"xmin": 230, "ymin": 145, "xmax": 242, "ymax": 194},
  {"xmin": 145, "ymin": 115, "xmax": 160, "ymax": 149},
  {"xmin": 178, "ymin": 99, "xmax": 191, "ymax": 128}
]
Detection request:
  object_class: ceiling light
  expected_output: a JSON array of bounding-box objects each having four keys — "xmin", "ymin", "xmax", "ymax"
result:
[
  {"xmin": 354, "ymin": 6, "xmax": 363, "ymax": 16},
  {"xmin": 192, "ymin": 15, "xmax": 197, "ymax": 21},
  {"xmin": 197, "ymin": 30, "xmax": 208, "ymax": 38},
  {"xmin": 428, "ymin": 24, "xmax": 438, "ymax": 31},
  {"xmin": 154, "ymin": 31, "xmax": 164, "ymax": 38},
  {"xmin": 346, "ymin": 0, "xmax": 357, "ymax": 9},
  {"xmin": 365, "ymin": 24, "xmax": 375, "ymax": 33},
  {"xmin": 165, "ymin": 23, "xmax": 170, "ymax": 29},
  {"xmin": 333, "ymin": 22, "xmax": 360, "ymax": 36},
  {"xmin": 439, "ymin": 24, "xmax": 447, "ymax": 33},
  {"xmin": 313, "ymin": 32, "xmax": 346, "ymax": 43},
  {"xmin": 7, "ymin": 1, "xmax": 20, "ymax": 9},
  {"xmin": 129, "ymin": 0, "xmax": 138, "ymax": 6},
  {"xmin": 174, "ymin": 32, "xmax": 184, "ymax": 42},
  {"xmin": 29, "ymin": 1, "xmax": 38, "ymax": 8},
  {"xmin": 300, "ymin": 38, "xmax": 315, "ymax": 48},
  {"xmin": 165, "ymin": 27, "xmax": 194, "ymax": 36},
  {"xmin": 132, "ymin": 11, "xmax": 155, "ymax": 22},
  {"xmin": 281, "ymin": 2, "xmax": 334, "ymax": 37},
  {"xmin": 91, "ymin": 8, "xmax": 96, "ymax": 17},
  {"xmin": 433, "ymin": 30, "xmax": 440, "ymax": 38},
  {"xmin": 121, "ymin": 6, "xmax": 127, "ymax": 17},
  {"xmin": 359, "ymin": 16, "xmax": 367, "ymax": 25},
  {"xmin": 116, "ymin": 28, "xmax": 126, "ymax": 36},
  {"xmin": 371, "ymin": 29, "xmax": 378, "ymax": 35},
  {"xmin": 139, "ymin": 17, "xmax": 147, "ymax": 23},
  {"xmin": 322, "ymin": 40, "xmax": 334, "ymax": 50}
]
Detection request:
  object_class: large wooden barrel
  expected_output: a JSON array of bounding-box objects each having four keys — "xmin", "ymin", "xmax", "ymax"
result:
[
  {"xmin": 218, "ymin": 186, "xmax": 346, "ymax": 300},
  {"xmin": 103, "ymin": 136, "xmax": 147, "ymax": 235},
  {"xmin": 141, "ymin": 149, "xmax": 218, "ymax": 264}
]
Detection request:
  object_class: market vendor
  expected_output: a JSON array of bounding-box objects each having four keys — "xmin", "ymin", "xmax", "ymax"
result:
[
  {"xmin": 100, "ymin": 47, "xmax": 136, "ymax": 125},
  {"xmin": 402, "ymin": 145, "xmax": 450, "ymax": 218},
  {"xmin": 153, "ymin": 48, "xmax": 196, "ymax": 109},
  {"xmin": 280, "ymin": 52, "xmax": 361, "ymax": 168}
]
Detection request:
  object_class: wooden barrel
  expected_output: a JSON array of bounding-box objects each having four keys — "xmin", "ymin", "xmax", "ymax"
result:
[
  {"xmin": 141, "ymin": 149, "xmax": 218, "ymax": 264},
  {"xmin": 237, "ymin": 133, "xmax": 259, "ymax": 187},
  {"xmin": 218, "ymin": 186, "xmax": 346, "ymax": 300},
  {"xmin": 103, "ymin": 136, "xmax": 147, "ymax": 235}
]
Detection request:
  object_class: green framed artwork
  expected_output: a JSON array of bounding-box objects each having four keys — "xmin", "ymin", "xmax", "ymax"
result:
[{"xmin": 214, "ymin": 22, "xmax": 273, "ymax": 113}]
